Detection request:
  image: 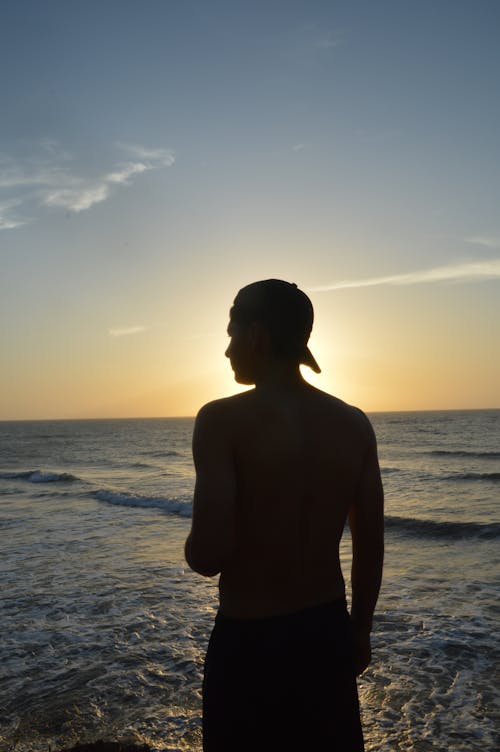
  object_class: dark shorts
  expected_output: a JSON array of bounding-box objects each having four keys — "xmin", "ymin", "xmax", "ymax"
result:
[{"xmin": 202, "ymin": 598, "xmax": 364, "ymax": 751}]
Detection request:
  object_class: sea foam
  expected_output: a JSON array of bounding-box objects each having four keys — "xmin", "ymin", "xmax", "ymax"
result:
[{"xmin": 93, "ymin": 488, "xmax": 192, "ymax": 517}]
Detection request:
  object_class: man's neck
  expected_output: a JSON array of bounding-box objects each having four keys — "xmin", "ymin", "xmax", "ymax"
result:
[{"xmin": 254, "ymin": 362, "xmax": 306, "ymax": 391}]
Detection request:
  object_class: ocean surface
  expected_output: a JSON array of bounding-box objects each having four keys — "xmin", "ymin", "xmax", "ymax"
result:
[{"xmin": 1, "ymin": 410, "xmax": 499, "ymax": 752}]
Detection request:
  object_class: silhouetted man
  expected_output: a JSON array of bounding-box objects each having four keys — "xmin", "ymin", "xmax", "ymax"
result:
[{"xmin": 185, "ymin": 279, "xmax": 384, "ymax": 751}]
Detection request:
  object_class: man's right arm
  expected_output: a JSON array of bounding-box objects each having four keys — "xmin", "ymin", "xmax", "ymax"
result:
[
  {"xmin": 348, "ymin": 417, "xmax": 384, "ymax": 674},
  {"xmin": 185, "ymin": 402, "xmax": 237, "ymax": 578}
]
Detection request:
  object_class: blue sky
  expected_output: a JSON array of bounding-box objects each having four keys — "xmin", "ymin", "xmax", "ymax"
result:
[{"xmin": 1, "ymin": 1, "xmax": 500, "ymax": 418}]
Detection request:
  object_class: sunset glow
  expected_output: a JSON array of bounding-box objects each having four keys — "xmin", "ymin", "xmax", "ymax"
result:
[{"xmin": 1, "ymin": 2, "xmax": 499, "ymax": 419}]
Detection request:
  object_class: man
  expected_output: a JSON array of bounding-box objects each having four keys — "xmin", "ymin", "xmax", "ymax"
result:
[{"xmin": 185, "ymin": 279, "xmax": 384, "ymax": 751}]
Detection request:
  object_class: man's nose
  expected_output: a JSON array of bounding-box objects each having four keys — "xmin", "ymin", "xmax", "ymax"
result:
[{"xmin": 225, "ymin": 345, "xmax": 230, "ymax": 358}]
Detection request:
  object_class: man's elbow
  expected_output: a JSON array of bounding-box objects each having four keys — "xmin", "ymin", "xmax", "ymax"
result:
[
  {"xmin": 184, "ymin": 534, "xmax": 223, "ymax": 577},
  {"xmin": 187, "ymin": 554, "xmax": 221, "ymax": 578},
  {"xmin": 189, "ymin": 560, "xmax": 221, "ymax": 577}
]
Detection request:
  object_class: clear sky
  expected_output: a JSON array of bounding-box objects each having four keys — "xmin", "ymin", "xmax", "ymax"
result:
[{"xmin": 1, "ymin": 0, "xmax": 499, "ymax": 419}]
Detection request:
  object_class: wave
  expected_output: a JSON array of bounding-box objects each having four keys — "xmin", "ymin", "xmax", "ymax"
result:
[
  {"xmin": 446, "ymin": 472, "xmax": 500, "ymax": 482},
  {"xmin": 381, "ymin": 467, "xmax": 400, "ymax": 474},
  {"xmin": 428, "ymin": 450, "xmax": 500, "ymax": 459},
  {"xmin": 0, "ymin": 469, "xmax": 79, "ymax": 483},
  {"xmin": 385, "ymin": 514, "xmax": 500, "ymax": 540},
  {"xmin": 93, "ymin": 489, "xmax": 192, "ymax": 517},
  {"xmin": 141, "ymin": 450, "xmax": 181, "ymax": 458}
]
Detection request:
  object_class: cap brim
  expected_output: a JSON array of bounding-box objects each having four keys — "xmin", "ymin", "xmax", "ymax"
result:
[{"xmin": 301, "ymin": 346, "xmax": 321, "ymax": 373}]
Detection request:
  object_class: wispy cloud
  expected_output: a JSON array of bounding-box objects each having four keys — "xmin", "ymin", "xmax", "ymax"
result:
[
  {"xmin": 309, "ymin": 259, "xmax": 500, "ymax": 292},
  {"xmin": 314, "ymin": 33, "xmax": 341, "ymax": 50},
  {"xmin": 0, "ymin": 199, "xmax": 29, "ymax": 230},
  {"xmin": 0, "ymin": 141, "xmax": 175, "ymax": 227},
  {"xmin": 464, "ymin": 235, "xmax": 500, "ymax": 250},
  {"xmin": 108, "ymin": 325, "xmax": 147, "ymax": 337},
  {"xmin": 292, "ymin": 143, "xmax": 309, "ymax": 152},
  {"xmin": 44, "ymin": 184, "xmax": 111, "ymax": 212},
  {"xmin": 300, "ymin": 23, "xmax": 342, "ymax": 53},
  {"xmin": 116, "ymin": 143, "xmax": 175, "ymax": 166},
  {"xmin": 106, "ymin": 162, "xmax": 148, "ymax": 185}
]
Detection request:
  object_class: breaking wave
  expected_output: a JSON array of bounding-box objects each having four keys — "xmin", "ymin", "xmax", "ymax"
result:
[
  {"xmin": 385, "ymin": 514, "xmax": 500, "ymax": 540},
  {"xmin": 141, "ymin": 450, "xmax": 182, "ymax": 458},
  {"xmin": 428, "ymin": 450, "xmax": 500, "ymax": 459},
  {"xmin": 0, "ymin": 470, "xmax": 79, "ymax": 483},
  {"xmin": 446, "ymin": 472, "xmax": 500, "ymax": 482},
  {"xmin": 93, "ymin": 489, "xmax": 192, "ymax": 517}
]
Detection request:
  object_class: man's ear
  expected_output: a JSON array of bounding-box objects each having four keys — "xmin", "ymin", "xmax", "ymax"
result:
[
  {"xmin": 247, "ymin": 322, "xmax": 260, "ymax": 350},
  {"xmin": 248, "ymin": 321, "xmax": 272, "ymax": 354}
]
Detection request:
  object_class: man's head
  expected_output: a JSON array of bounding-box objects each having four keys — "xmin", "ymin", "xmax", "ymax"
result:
[{"xmin": 225, "ymin": 279, "xmax": 320, "ymax": 384}]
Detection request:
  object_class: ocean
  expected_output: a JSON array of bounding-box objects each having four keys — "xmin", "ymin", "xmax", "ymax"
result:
[{"xmin": 0, "ymin": 410, "xmax": 499, "ymax": 752}]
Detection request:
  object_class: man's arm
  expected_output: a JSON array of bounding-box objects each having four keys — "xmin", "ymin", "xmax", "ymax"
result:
[
  {"xmin": 348, "ymin": 416, "xmax": 384, "ymax": 674},
  {"xmin": 185, "ymin": 402, "xmax": 237, "ymax": 577}
]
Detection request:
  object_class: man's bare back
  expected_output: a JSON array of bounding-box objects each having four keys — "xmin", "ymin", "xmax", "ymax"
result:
[{"xmin": 200, "ymin": 383, "xmax": 376, "ymax": 618}]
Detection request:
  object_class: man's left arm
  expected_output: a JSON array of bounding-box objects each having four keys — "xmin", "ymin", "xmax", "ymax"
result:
[{"xmin": 185, "ymin": 402, "xmax": 237, "ymax": 577}]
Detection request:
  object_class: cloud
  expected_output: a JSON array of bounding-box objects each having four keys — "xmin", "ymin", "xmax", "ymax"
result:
[
  {"xmin": 292, "ymin": 143, "xmax": 309, "ymax": 152},
  {"xmin": 0, "ymin": 141, "xmax": 175, "ymax": 226},
  {"xmin": 44, "ymin": 184, "xmax": 110, "ymax": 212},
  {"xmin": 464, "ymin": 235, "xmax": 500, "ymax": 250},
  {"xmin": 0, "ymin": 216, "xmax": 24, "ymax": 230},
  {"xmin": 116, "ymin": 143, "xmax": 175, "ymax": 166},
  {"xmin": 106, "ymin": 162, "xmax": 149, "ymax": 184},
  {"xmin": 308, "ymin": 259, "xmax": 500, "ymax": 292},
  {"xmin": 40, "ymin": 160, "xmax": 153, "ymax": 213},
  {"xmin": 0, "ymin": 199, "xmax": 29, "ymax": 230},
  {"xmin": 298, "ymin": 23, "xmax": 342, "ymax": 53},
  {"xmin": 108, "ymin": 325, "xmax": 147, "ymax": 337},
  {"xmin": 314, "ymin": 34, "xmax": 341, "ymax": 50}
]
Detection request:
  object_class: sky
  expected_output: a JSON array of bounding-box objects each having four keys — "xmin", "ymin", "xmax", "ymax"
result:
[{"xmin": 1, "ymin": 0, "xmax": 500, "ymax": 419}]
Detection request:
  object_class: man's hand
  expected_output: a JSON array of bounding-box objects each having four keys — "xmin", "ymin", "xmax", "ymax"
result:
[{"xmin": 352, "ymin": 624, "xmax": 372, "ymax": 676}]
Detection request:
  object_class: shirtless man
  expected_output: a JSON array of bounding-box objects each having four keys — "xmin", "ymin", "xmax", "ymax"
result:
[{"xmin": 185, "ymin": 279, "xmax": 384, "ymax": 751}]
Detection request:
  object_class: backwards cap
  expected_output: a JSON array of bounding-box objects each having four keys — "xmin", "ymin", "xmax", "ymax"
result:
[{"xmin": 230, "ymin": 279, "xmax": 321, "ymax": 373}]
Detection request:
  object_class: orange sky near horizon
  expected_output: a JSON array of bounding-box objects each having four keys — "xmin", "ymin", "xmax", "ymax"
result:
[{"xmin": 2, "ymin": 275, "xmax": 499, "ymax": 420}]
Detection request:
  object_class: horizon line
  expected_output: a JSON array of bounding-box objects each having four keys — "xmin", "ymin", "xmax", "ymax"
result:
[{"xmin": 1, "ymin": 406, "xmax": 499, "ymax": 422}]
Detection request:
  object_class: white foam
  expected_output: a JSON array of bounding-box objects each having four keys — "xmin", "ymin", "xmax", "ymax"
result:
[{"xmin": 93, "ymin": 489, "xmax": 192, "ymax": 517}]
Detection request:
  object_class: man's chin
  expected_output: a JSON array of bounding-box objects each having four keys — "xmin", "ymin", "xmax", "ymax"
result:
[{"xmin": 234, "ymin": 372, "xmax": 255, "ymax": 386}]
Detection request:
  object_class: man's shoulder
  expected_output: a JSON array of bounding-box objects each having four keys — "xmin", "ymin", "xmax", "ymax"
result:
[
  {"xmin": 193, "ymin": 393, "xmax": 255, "ymax": 448},
  {"xmin": 195, "ymin": 391, "xmax": 254, "ymax": 423},
  {"xmin": 312, "ymin": 387, "xmax": 362, "ymax": 417},
  {"xmin": 196, "ymin": 388, "xmax": 374, "ymax": 443},
  {"xmin": 313, "ymin": 388, "xmax": 374, "ymax": 439}
]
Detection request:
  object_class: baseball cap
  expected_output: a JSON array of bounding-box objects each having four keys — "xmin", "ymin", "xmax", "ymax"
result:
[{"xmin": 230, "ymin": 279, "xmax": 321, "ymax": 373}]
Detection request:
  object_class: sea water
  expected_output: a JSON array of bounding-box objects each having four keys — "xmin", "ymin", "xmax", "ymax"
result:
[{"xmin": 0, "ymin": 411, "xmax": 499, "ymax": 751}]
